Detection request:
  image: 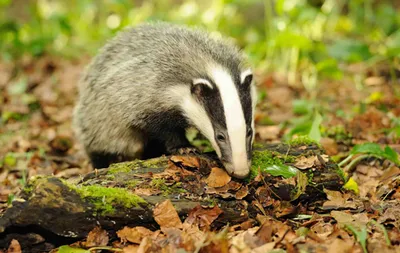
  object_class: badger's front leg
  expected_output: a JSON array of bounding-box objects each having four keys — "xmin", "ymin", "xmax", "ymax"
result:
[
  {"xmin": 163, "ymin": 128, "xmax": 199, "ymax": 155},
  {"xmin": 143, "ymin": 128, "xmax": 198, "ymax": 158}
]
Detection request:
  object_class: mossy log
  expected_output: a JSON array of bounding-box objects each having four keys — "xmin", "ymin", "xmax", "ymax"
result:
[{"xmin": 0, "ymin": 143, "xmax": 344, "ymax": 250}]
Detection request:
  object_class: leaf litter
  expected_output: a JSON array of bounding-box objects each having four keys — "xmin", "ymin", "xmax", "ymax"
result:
[{"xmin": 1, "ymin": 55, "xmax": 400, "ymax": 253}]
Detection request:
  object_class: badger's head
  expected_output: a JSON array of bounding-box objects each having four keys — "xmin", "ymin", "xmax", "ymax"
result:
[{"xmin": 183, "ymin": 65, "xmax": 257, "ymax": 179}]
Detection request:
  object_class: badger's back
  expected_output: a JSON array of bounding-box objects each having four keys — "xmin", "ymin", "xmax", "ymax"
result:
[{"xmin": 73, "ymin": 23, "xmax": 254, "ymax": 176}]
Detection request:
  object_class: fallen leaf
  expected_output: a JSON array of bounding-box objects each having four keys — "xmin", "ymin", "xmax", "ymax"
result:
[
  {"xmin": 251, "ymin": 242, "xmax": 275, "ymax": 253},
  {"xmin": 153, "ymin": 200, "xmax": 183, "ymax": 229},
  {"xmin": 257, "ymin": 125, "xmax": 281, "ymax": 141},
  {"xmin": 235, "ymin": 186, "xmax": 249, "ymax": 199},
  {"xmin": 327, "ymin": 238, "xmax": 354, "ymax": 253},
  {"xmin": 170, "ymin": 156, "xmax": 200, "ymax": 168},
  {"xmin": 294, "ymin": 156, "xmax": 317, "ymax": 169},
  {"xmin": 49, "ymin": 135, "xmax": 73, "ymax": 154},
  {"xmin": 85, "ymin": 226, "xmax": 109, "ymax": 247},
  {"xmin": 122, "ymin": 244, "xmax": 139, "ymax": 253},
  {"xmin": 322, "ymin": 189, "xmax": 362, "ymax": 210},
  {"xmin": 320, "ymin": 137, "xmax": 339, "ymax": 156},
  {"xmin": 7, "ymin": 240, "xmax": 21, "ymax": 253},
  {"xmin": 331, "ymin": 211, "xmax": 369, "ymax": 230},
  {"xmin": 378, "ymin": 204, "xmax": 400, "ymax": 228},
  {"xmin": 229, "ymin": 227, "xmax": 259, "ymax": 253},
  {"xmin": 204, "ymin": 167, "xmax": 231, "ymax": 188},
  {"xmin": 184, "ymin": 205, "xmax": 223, "ymax": 229},
  {"xmin": 199, "ymin": 232, "xmax": 229, "ymax": 253},
  {"xmin": 117, "ymin": 226, "xmax": 154, "ymax": 244}
]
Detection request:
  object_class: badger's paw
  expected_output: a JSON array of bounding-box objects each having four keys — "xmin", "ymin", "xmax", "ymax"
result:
[{"xmin": 171, "ymin": 146, "xmax": 200, "ymax": 156}]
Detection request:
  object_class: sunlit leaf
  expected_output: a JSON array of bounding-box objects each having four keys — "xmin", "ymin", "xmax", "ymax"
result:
[
  {"xmin": 383, "ymin": 146, "xmax": 400, "ymax": 165},
  {"xmin": 308, "ymin": 112, "xmax": 322, "ymax": 142},
  {"xmin": 350, "ymin": 143, "xmax": 384, "ymax": 156},
  {"xmin": 3, "ymin": 153, "xmax": 17, "ymax": 167},
  {"xmin": 350, "ymin": 143, "xmax": 400, "ymax": 165},
  {"xmin": 264, "ymin": 164, "xmax": 298, "ymax": 178},
  {"xmin": 343, "ymin": 177, "xmax": 359, "ymax": 194},
  {"xmin": 58, "ymin": 245, "xmax": 90, "ymax": 253},
  {"xmin": 292, "ymin": 99, "xmax": 313, "ymax": 115},
  {"xmin": 345, "ymin": 225, "xmax": 368, "ymax": 253}
]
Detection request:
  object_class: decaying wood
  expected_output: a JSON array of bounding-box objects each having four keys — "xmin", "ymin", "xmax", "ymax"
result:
[{"xmin": 0, "ymin": 143, "xmax": 344, "ymax": 251}]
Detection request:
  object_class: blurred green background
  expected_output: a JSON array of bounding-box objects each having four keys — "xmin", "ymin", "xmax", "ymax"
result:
[{"xmin": 1, "ymin": 0, "xmax": 399, "ymax": 86}]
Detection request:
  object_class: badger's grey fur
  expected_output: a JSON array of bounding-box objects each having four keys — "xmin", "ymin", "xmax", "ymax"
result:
[{"xmin": 73, "ymin": 22, "xmax": 257, "ymax": 178}]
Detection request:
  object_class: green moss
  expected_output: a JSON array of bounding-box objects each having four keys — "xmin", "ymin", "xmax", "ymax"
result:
[
  {"xmin": 286, "ymin": 135, "xmax": 320, "ymax": 147},
  {"xmin": 107, "ymin": 162, "xmax": 135, "ymax": 174},
  {"xmin": 69, "ymin": 184, "xmax": 146, "ymax": 216},
  {"xmin": 325, "ymin": 125, "xmax": 352, "ymax": 141},
  {"xmin": 126, "ymin": 180, "xmax": 139, "ymax": 189},
  {"xmin": 107, "ymin": 158, "xmax": 168, "ymax": 175},
  {"xmin": 150, "ymin": 178, "xmax": 186, "ymax": 196},
  {"xmin": 141, "ymin": 157, "xmax": 168, "ymax": 167},
  {"xmin": 250, "ymin": 149, "xmax": 296, "ymax": 178},
  {"xmin": 105, "ymin": 174, "xmax": 116, "ymax": 181},
  {"xmin": 252, "ymin": 142, "xmax": 264, "ymax": 149}
]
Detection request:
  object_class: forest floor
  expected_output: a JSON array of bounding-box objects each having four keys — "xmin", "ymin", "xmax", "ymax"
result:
[{"xmin": 1, "ymin": 55, "xmax": 400, "ymax": 252}]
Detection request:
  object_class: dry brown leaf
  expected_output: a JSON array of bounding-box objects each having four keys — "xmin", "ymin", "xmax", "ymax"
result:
[
  {"xmin": 255, "ymin": 221, "xmax": 274, "ymax": 244},
  {"xmin": 153, "ymin": 200, "xmax": 183, "ymax": 229},
  {"xmin": 257, "ymin": 125, "xmax": 281, "ymax": 141},
  {"xmin": 310, "ymin": 221, "xmax": 335, "ymax": 240},
  {"xmin": 122, "ymin": 244, "xmax": 139, "ymax": 253},
  {"xmin": 323, "ymin": 189, "xmax": 362, "ymax": 210},
  {"xmin": 134, "ymin": 187, "xmax": 161, "ymax": 196},
  {"xmin": 117, "ymin": 226, "xmax": 154, "ymax": 244},
  {"xmin": 320, "ymin": 137, "xmax": 339, "ymax": 156},
  {"xmin": 235, "ymin": 185, "xmax": 249, "ymax": 199},
  {"xmin": 251, "ymin": 242, "xmax": 275, "ymax": 253},
  {"xmin": 85, "ymin": 226, "xmax": 109, "ymax": 247},
  {"xmin": 327, "ymin": 238, "xmax": 354, "ymax": 253},
  {"xmin": 229, "ymin": 227, "xmax": 259, "ymax": 253},
  {"xmin": 49, "ymin": 135, "xmax": 73, "ymax": 154},
  {"xmin": 294, "ymin": 156, "xmax": 317, "ymax": 169},
  {"xmin": 204, "ymin": 167, "xmax": 231, "ymax": 188},
  {"xmin": 170, "ymin": 156, "xmax": 200, "ymax": 168},
  {"xmin": 184, "ymin": 205, "xmax": 223, "ymax": 229},
  {"xmin": 378, "ymin": 204, "xmax": 400, "ymax": 228},
  {"xmin": 331, "ymin": 211, "xmax": 369, "ymax": 230},
  {"xmin": 7, "ymin": 240, "xmax": 21, "ymax": 253},
  {"xmin": 199, "ymin": 233, "xmax": 229, "ymax": 253}
]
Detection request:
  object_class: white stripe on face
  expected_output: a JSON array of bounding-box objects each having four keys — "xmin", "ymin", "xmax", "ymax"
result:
[
  {"xmin": 192, "ymin": 78, "xmax": 213, "ymax": 89},
  {"xmin": 210, "ymin": 66, "xmax": 248, "ymax": 176},
  {"xmin": 170, "ymin": 86, "xmax": 221, "ymax": 157},
  {"xmin": 250, "ymin": 79, "xmax": 257, "ymax": 143},
  {"xmin": 240, "ymin": 69, "xmax": 252, "ymax": 84}
]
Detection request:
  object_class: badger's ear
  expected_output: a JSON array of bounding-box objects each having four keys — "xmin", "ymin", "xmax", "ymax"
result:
[
  {"xmin": 191, "ymin": 78, "xmax": 214, "ymax": 97},
  {"xmin": 241, "ymin": 69, "xmax": 253, "ymax": 88}
]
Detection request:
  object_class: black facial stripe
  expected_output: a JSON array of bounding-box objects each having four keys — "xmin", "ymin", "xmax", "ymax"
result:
[
  {"xmin": 196, "ymin": 82, "xmax": 226, "ymax": 130},
  {"xmin": 195, "ymin": 82, "xmax": 233, "ymax": 162}
]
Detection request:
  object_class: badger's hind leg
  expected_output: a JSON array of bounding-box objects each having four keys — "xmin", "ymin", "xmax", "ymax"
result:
[
  {"xmin": 89, "ymin": 152, "xmax": 120, "ymax": 169},
  {"xmin": 81, "ymin": 127, "xmax": 145, "ymax": 169}
]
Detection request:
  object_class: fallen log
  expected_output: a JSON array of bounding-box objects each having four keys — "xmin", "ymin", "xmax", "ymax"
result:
[{"xmin": 0, "ymin": 142, "xmax": 345, "ymax": 251}]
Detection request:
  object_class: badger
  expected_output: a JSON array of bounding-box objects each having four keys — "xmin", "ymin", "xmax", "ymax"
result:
[{"xmin": 73, "ymin": 22, "xmax": 257, "ymax": 179}]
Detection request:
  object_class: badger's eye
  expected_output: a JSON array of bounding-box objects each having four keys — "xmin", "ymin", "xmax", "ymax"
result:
[
  {"xmin": 247, "ymin": 128, "xmax": 253, "ymax": 137},
  {"xmin": 217, "ymin": 133, "xmax": 226, "ymax": 142}
]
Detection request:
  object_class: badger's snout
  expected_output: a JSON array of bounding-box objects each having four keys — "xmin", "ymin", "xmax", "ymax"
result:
[{"xmin": 223, "ymin": 160, "xmax": 251, "ymax": 179}]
